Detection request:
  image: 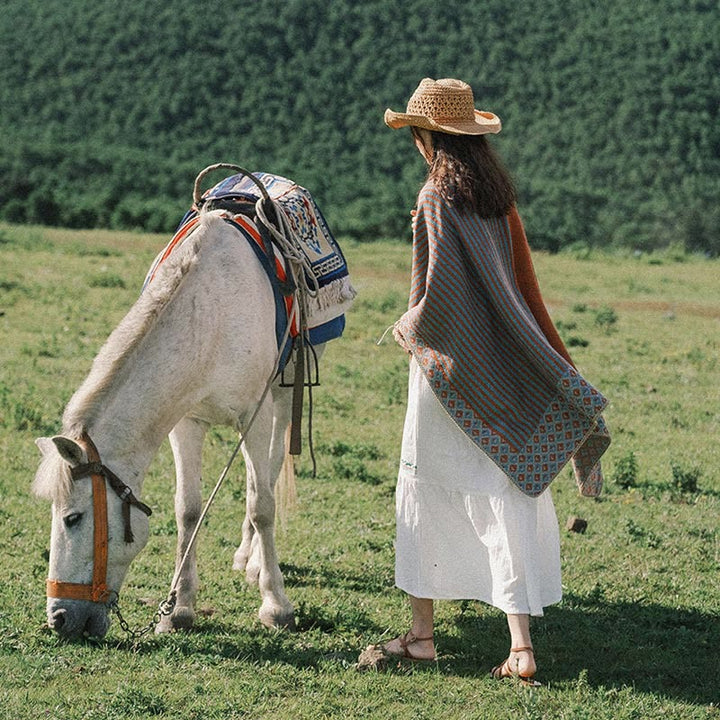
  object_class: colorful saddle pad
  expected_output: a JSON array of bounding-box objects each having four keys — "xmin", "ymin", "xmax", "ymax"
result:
[{"xmin": 143, "ymin": 172, "xmax": 355, "ymax": 369}]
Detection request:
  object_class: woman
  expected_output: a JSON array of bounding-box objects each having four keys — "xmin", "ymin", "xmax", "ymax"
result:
[{"xmin": 373, "ymin": 78, "xmax": 610, "ymax": 685}]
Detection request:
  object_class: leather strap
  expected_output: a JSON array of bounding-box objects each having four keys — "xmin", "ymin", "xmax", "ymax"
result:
[
  {"xmin": 46, "ymin": 433, "xmax": 151, "ymax": 603},
  {"xmin": 289, "ymin": 333, "xmax": 306, "ymax": 456},
  {"xmin": 72, "ymin": 461, "xmax": 152, "ymax": 519},
  {"xmin": 47, "ymin": 436, "xmax": 111, "ymax": 603}
]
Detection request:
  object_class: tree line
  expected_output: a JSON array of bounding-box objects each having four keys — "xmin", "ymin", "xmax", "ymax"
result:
[{"xmin": 0, "ymin": 0, "xmax": 717, "ymax": 253}]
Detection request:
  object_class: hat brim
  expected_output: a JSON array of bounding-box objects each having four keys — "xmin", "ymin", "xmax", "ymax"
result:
[{"xmin": 384, "ymin": 108, "xmax": 501, "ymax": 135}]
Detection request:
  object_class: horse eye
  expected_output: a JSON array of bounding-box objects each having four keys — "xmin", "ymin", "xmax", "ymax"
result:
[{"xmin": 64, "ymin": 512, "xmax": 83, "ymax": 528}]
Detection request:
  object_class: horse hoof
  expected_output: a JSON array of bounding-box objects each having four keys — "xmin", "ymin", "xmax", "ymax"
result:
[
  {"xmin": 155, "ymin": 606, "xmax": 196, "ymax": 633},
  {"xmin": 259, "ymin": 606, "xmax": 296, "ymax": 631}
]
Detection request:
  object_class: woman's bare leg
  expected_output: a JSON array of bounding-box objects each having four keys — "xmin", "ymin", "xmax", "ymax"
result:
[
  {"xmin": 383, "ymin": 595, "xmax": 436, "ymax": 659},
  {"xmin": 505, "ymin": 613, "xmax": 536, "ymax": 676}
]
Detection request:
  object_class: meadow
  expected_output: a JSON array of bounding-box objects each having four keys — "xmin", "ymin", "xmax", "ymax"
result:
[{"xmin": 0, "ymin": 222, "xmax": 718, "ymax": 719}]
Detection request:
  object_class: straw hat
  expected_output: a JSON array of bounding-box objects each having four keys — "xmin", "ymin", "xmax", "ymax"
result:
[{"xmin": 384, "ymin": 78, "xmax": 501, "ymax": 135}]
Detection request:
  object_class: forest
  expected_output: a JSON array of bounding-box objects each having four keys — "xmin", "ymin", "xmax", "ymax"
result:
[{"xmin": 0, "ymin": 0, "xmax": 718, "ymax": 253}]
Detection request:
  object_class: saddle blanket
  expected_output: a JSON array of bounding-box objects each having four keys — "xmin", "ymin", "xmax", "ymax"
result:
[{"xmin": 143, "ymin": 172, "xmax": 356, "ymax": 367}]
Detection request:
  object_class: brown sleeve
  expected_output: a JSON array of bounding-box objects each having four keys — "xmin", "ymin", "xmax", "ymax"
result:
[{"xmin": 508, "ymin": 206, "xmax": 575, "ymax": 367}]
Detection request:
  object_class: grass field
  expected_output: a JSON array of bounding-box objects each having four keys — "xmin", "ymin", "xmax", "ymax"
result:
[{"xmin": 0, "ymin": 221, "xmax": 718, "ymax": 719}]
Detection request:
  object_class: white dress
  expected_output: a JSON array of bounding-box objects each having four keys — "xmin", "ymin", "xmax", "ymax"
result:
[{"xmin": 395, "ymin": 358, "xmax": 562, "ymax": 617}]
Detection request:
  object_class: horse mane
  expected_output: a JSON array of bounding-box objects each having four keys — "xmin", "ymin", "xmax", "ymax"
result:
[
  {"xmin": 33, "ymin": 213, "xmax": 222, "ymax": 503},
  {"xmin": 63, "ymin": 218, "xmax": 215, "ymax": 433}
]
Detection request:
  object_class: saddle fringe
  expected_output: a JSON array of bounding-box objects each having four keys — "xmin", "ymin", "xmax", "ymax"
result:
[{"xmin": 306, "ymin": 276, "xmax": 356, "ymax": 328}]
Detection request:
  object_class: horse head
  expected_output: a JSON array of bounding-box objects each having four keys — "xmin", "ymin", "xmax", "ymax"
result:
[{"xmin": 34, "ymin": 435, "xmax": 151, "ymax": 640}]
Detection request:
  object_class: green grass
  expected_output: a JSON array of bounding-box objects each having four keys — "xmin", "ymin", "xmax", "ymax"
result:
[{"xmin": 0, "ymin": 223, "xmax": 718, "ymax": 719}]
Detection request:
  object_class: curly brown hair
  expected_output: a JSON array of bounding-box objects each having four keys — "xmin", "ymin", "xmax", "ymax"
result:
[{"xmin": 418, "ymin": 129, "xmax": 517, "ymax": 218}]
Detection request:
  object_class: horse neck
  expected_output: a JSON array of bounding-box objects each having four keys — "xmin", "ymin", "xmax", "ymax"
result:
[{"xmin": 80, "ymin": 279, "xmax": 206, "ymax": 489}]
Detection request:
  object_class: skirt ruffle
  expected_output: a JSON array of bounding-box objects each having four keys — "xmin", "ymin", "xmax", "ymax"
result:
[{"xmin": 394, "ymin": 359, "xmax": 562, "ymax": 616}]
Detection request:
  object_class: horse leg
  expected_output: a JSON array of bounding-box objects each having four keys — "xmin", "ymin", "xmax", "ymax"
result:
[
  {"xmin": 233, "ymin": 511, "xmax": 257, "ymax": 577},
  {"xmin": 241, "ymin": 395, "xmax": 295, "ymax": 629},
  {"xmin": 156, "ymin": 416, "xmax": 206, "ymax": 633},
  {"xmin": 233, "ymin": 387, "xmax": 292, "ymax": 583}
]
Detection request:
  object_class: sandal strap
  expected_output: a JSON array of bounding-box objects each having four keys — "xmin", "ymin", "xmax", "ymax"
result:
[
  {"xmin": 490, "ymin": 659, "xmax": 513, "ymax": 679},
  {"xmin": 510, "ymin": 646, "xmax": 534, "ymax": 654},
  {"xmin": 402, "ymin": 631, "xmax": 434, "ymax": 646}
]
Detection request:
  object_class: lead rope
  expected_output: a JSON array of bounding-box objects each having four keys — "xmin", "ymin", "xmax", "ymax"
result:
[
  {"xmin": 110, "ymin": 303, "xmax": 298, "ymax": 644},
  {"xmin": 113, "ymin": 196, "xmax": 314, "ymax": 643}
]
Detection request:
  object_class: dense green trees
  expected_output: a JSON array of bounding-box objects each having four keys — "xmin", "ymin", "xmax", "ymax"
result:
[{"xmin": 0, "ymin": 0, "xmax": 717, "ymax": 252}]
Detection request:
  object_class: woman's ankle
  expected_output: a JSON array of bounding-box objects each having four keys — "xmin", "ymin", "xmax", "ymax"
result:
[{"xmin": 509, "ymin": 647, "xmax": 536, "ymax": 676}]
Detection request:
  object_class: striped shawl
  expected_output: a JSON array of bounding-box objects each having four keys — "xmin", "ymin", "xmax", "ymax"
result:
[{"xmin": 393, "ymin": 183, "xmax": 610, "ymax": 497}]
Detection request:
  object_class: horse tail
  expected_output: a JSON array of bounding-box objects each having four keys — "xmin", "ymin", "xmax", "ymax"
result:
[{"xmin": 274, "ymin": 424, "xmax": 297, "ymax": 529}]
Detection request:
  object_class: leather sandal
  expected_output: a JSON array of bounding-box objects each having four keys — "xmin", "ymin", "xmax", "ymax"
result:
[
  {"xmin": 383, "ymin": 630, "xmax": 436, "ymax": 662},
  {"xmin": 490, "ymin": 646, "xmax": 542, "ymax": 687}
]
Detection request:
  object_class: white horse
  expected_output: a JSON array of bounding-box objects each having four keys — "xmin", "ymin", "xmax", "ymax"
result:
[{"xmin": 33, "ymin": 209, "xmax": 308, "ymax": 639}]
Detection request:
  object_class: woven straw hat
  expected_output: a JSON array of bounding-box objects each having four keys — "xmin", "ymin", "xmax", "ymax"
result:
[{"xmin": 384, "ymin": 78, "xmax": 501, "ymax": 135}]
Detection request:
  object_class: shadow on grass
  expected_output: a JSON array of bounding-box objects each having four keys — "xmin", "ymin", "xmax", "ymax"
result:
[
  {"xmin": 280, "ymin": 561, "xmax": 393, "ymax": 595},
  {"xmin": 103, "ymin": 588, "xmax": 719, "ymax": 706},
  {"xmin": 448, "ymin": 592, "xmax": 719, "ymax": 706},
  {"xmin": 108, "ymin": 610, "xmax": 386, "ymax": 669}
]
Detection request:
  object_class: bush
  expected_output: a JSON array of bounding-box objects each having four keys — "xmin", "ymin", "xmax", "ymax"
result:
[
  {"xmin": 1, "ymin": 199, "xmax": 26, "ymax": 224},
  {"xmin": 594, "ymin": 305, "xmax": 618, "ymax": 333},
  {"xmin": 614, "ymin": 451, "xmax": 639, "ymax": 489},
  {"xmin": 625, "ymin": 518, "xmax": 661, "ymax": 548},
  {"xmin": 110, "ymin": 196, "xmax": 180, "ymax": 234},
  {"xmin": 89, "ymin": 273, "xmax": 126, "ymax": 289},
  {"xmin": 331, "ymin": 456, "xmax": 381, "ymax": 485},
  {"xmin": 62, "ymin": 202, "xmax": 100, "ymax": 229},
  {"xmin": 671, "ymin": 463, "xmax": 701, "ymax": 494},
  {"xmin": 26, "ymin": 190, "xmax": 61, "ymax": 226}
]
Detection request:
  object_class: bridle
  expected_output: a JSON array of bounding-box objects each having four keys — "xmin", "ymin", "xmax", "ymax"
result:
[{"xmin": 46, "ymin": 432, "xmax": 153, "ymax": 604}]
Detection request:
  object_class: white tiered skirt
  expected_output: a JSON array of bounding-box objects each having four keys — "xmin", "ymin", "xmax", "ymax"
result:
[{"xmin": 394, "ymin": 359, "xmax": 562, "ymax": 616}]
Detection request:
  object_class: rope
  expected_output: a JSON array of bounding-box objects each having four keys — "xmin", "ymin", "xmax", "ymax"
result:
[
  {"xmin": 168, "ymin": 301, "xmax": 298, "ymax": 596},
  {"xmin": 254, "ymin": 198, "xmax": 320, "ymax": 300},
  {"xmin": 167, "ymin": 195, "xmax": 317, "ymax": 599}
]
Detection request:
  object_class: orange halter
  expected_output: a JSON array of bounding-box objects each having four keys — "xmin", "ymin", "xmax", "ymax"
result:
[{"xmin": 46, "ymin": 433, "xmax": 152, "ymax": 604}]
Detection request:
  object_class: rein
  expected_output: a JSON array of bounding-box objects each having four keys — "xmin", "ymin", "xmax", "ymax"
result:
[{"xmin": 46, "ymin": 433, "xmax": 152, "ymax": 604}]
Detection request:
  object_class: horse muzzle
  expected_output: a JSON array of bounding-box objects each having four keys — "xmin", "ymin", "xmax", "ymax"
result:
[{"xmin": 47, "ymin": 597, "xmax": 111, "ymax": 639}]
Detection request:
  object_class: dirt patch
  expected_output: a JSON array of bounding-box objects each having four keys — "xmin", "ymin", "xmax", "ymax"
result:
[
  {"xmin": 546, "ymin": 297, "xmax": 720, "ymax": 319},
  {"xmin": 612, "ymin": 300, "xmax": 720, "ymax": 319}
]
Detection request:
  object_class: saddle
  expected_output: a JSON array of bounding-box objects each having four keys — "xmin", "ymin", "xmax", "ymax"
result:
[{"xmin": 144, "ymin": 172, "xmax": 356, "ymax": 373}]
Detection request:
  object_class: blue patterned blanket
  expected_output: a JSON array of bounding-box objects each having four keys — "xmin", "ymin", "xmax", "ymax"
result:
[
  {"xmin": 145, "ymin": 172, "xmax": 355, "ymax": 368},
  {"xmin": 204, "ymin": 172, "xmax": 348, "ymax": 289}
]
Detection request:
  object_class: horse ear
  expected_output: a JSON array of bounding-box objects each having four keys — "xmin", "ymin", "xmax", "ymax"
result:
[
  {"xmin": 51, "ymin": 436, "xmax": 86, "ymax": 467},
  {"xmin": 35, "ymin": 437, "xmax": 55, "ymax": 456}
]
